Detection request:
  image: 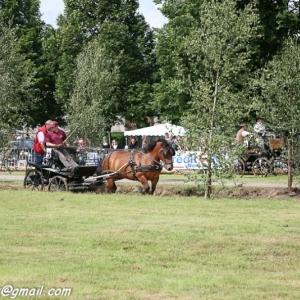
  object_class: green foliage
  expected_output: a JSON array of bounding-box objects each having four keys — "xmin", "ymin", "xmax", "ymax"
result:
[
  {"xmin": 67, "ymin": 40, "xmax": 119, "ymax": 142},
  {"xmin": 259, "ymin": 38, "xmax": 300, "ymax": 135},
  {"xmin": 0, "ymin": 0, "xmax": 61, "ymax": 126},
  {"xmin": 55, "ymin": 0, "xmax": 157, "ymax": 127},
  {"xmin": 154, "ymin": 0, "xmax": 300, "ymax": 123},
  {"xmin": 0, "ymin": 27, "xmax": 35, "ymax": 127},
  {"xmin": 257, "ymin": 37, "xmax": 300, "ymax": 187},
  {"xmin": 155, "ymin": 0, "xmax": 259, "ymax": 197}
]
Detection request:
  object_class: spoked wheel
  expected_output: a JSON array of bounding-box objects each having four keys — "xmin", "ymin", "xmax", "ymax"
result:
[
  {"xmin": 252, "ymin": 157, "xmax": 270, "ymax": 177},
  {"xmin": 233, "ymin": 159, "xmax": 245, "ymax": 177},
  {"xmin": 48, "ymin": 176, "xmax": 69, "ymax": 192},
  {"xmin": 24, "ymin": 169, "xmax": 44, "ymax": 191}
]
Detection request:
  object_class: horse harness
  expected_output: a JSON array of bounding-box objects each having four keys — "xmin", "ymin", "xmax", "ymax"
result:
[
  {"xmin": 104, "ymin": 143, "xmax": 173, "ymax": 181},
  {"xmin": 128, "ymin": 150, "xmax": 163, "ymax": 181}
]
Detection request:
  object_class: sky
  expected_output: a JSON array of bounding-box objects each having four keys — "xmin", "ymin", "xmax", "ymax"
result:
[{"xmin": 39, "ymin": 0, "xmax": 168, "ymax": 28}]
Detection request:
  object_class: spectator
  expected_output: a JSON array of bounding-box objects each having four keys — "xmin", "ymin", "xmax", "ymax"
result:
[
  {"xmin": 100, "ymin": 136, "xmax": 110, "ymax": 149},
  {"xmin": 73, "ymin": 137, "xmax": 91, "ymax": 152},
  {"xmin": 33, "ymin": 120, "xmax": 52, "ymax": 165},
  {"xmin": 164, "ymin": 132, "xmax": 170, "ymax": 141},
  {"xmin": 111, "ymin": 139, "xmax": 118, "ymax": 149},
  {"xmin": 173, "ymin": 135, "xmax": 182, "ymax": 151},
  {"xmin": 129, "ymin": 137, "xmax": 139, "ymax": 150}
]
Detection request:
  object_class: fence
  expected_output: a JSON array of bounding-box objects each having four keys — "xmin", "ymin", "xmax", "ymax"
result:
[
  {"xmin": 0, "ymin": 146, "xmax": 104, "ymax": 172},
  {"xmin": 0, "ymin": 146, "xmax": 208, "ymax": 172},
  {"xmin": 0, "ymin": 147, "xmax": 34, "ymax": 172}
]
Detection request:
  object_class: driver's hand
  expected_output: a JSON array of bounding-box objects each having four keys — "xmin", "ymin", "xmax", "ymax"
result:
[{"xmin": 56, "ymin": 143, "xmax": 62, "ymax": 148}]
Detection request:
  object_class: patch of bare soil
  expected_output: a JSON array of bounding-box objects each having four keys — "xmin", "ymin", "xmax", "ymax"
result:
[
  {"xmin": 212, "ymin": 186, "xmax": 300, "ymax": 199},
  {"xmin": 2, "ymin": 183, "xmax": 300, "ymax": 199},
  {"xmin": 111, "ymin": 185, "xmax": 300, "ymax": 199},
  {"xmin": 0, "ymin": 184, "xmax": 22, "ymax": 191}
]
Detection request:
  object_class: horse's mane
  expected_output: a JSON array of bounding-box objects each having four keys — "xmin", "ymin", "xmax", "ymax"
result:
[{"xmin": 142, "ymin": 138, "xmax": 168, "ymax": 153}]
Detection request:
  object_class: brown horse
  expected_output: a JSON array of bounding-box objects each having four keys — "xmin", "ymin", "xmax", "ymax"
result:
[{"xmin": 102, "ymin": 138, "xmax": 175, "ymax": 194}]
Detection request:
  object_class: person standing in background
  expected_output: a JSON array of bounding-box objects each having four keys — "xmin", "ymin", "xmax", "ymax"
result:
[
  {"xmin": 129, "ymin": 137, "xmax": 139, "ymax": 150},
  {"xmin": 111, "ymin": 139, "xmax": 118, "ymax": 149},
  {"xmin": 100, "ymin": 136, "xmax": 110, "ymax": 149},
  {"xmin": 73, "ymin": 137, "xmax": 91, "ymax": 152}
]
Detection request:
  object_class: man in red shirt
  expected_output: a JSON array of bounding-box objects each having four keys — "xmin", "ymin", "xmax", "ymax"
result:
[
  {"xmin": 33, "ymin": 120, "xmax": 52, "ymax": 164},
  {"xmin": 45, "ymin": 121, "xmax": 79, "ymax": 172}
]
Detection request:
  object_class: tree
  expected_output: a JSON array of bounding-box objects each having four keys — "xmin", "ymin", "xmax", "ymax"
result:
[
  {"xmin": 55, "ymin": 0, "xmax": 157, "ymax": 127},
  {"xmin": 0, "ymin": 27, "xmax": 35, "ymax": 130},
  {"xmin": 0, "ymin": 0, "xmax": 61, "ymax": 126},
  {"xmin": 154, "ymin": 0, "xmax": 300, "ymax": 122},
  {"xmin": 258, "ymin": 37, "xmax": 300, "ymax": 192},
  {"xmin": 67, "ymin": 39, "xmax": 119, "ymax": 143},
  {"xmin": 156, "ymin": 0, "xmax": 258, "ymax": 198}
]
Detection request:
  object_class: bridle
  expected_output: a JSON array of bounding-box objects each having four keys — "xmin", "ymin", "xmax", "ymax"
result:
[{"xmin": 158, "ymin": 143, "xmax": 174, "ymax": 170}]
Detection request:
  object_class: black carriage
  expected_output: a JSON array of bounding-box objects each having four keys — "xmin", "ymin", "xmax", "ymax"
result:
[
  {"xmin": 234, "ymin": 136, "xmax": 287, "ymax": 177},
  {"xmin": 24, "ymin": 147, "xmax": 104, "ymax": 192}
]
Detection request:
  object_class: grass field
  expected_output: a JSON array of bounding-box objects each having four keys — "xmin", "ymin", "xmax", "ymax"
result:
[{"xmin": 1, "ymin": 190, "xmax": 300, "ymax": 299}]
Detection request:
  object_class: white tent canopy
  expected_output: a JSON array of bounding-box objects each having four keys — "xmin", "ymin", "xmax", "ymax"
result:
[{"xmin": 124, "ymin": 123, "xmax": 187, "ymax": 137}]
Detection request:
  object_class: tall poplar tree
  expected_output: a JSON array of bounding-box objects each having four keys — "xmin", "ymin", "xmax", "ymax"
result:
[
  {"xmin": 0, "ymin": 27, "xmax": 34, "ymax": 139},
  {"xmin": 0, "ymin": 0, "xmax": 61, "ymax": 126},
  {"xmin": 67, "ymin": 39, "xmax": 119, "ymax": 141}
]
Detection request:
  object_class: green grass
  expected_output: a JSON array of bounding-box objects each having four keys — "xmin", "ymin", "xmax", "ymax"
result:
[{"xmin": 0, "ymin": 191, "xmax": 300, "ymax": 299}]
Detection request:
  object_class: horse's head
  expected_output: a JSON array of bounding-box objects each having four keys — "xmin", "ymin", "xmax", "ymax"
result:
[{"xmin": 157, "ymin": 138, "xmax": 175, "ymax": 171}]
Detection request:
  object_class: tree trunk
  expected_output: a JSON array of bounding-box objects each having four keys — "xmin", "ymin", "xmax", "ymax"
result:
[
  {"xmin": 287, "ymin": 139, "xmax": 292, "ymax": 193},
  {"xmin": 205, "ymin": 157, "xmax": 212, "ymax": 198}
]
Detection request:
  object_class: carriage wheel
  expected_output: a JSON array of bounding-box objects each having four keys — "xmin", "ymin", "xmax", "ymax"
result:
[
  {"xmin": 24, "ymin": 169, "xmax": 44, "ymax": 191},
  {"xmin": 48, "ymin": 176, "xmax": 69, "ymax": 192},
  {"xmin": 252, "ymin": 157, "xmax": 270, "ymax": 177},
  {"xmin": 233, "ymin": 159, "xmax": 245, "ymax": 177}
]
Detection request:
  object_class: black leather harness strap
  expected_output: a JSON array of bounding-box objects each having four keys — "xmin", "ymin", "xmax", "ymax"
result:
[
  {"xmin": 104, "ymin": 149, "xmax": 164, "ymax": 181},
  {"xmin": 129, "ymin": 150, "xmax": 139, "ymax": 181},
  {"xmin": 128, "ymin": 150, "xmax": 163, "ymax": 181}
]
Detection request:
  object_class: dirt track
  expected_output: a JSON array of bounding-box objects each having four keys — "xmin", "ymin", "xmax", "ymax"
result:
[{"xmin": 1, "ymin": 173, "xmax": 299, "ymax": 199}]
